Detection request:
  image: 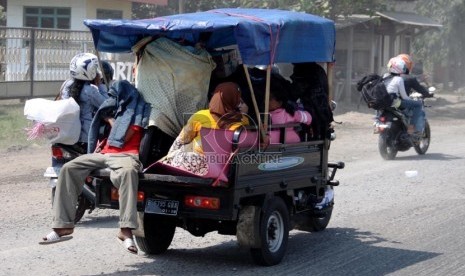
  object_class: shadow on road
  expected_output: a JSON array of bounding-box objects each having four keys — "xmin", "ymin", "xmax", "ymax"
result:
[
  {"xmin": 395, "ymin": 152, "xmax": 462, "ymax": 161},
  {"xmin": 88, "ymin": 227, "xmax": 441, "ymax": 276}
]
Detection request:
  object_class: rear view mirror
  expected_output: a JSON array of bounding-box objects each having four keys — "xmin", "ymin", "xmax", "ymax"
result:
[{"xmin": 330, "ymin": 100, "xmax": 337, "ymax": 111}]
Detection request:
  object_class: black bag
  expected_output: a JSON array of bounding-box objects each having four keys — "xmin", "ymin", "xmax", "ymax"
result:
[{"xmin": 357, "ymin": 74, "xmax": 393, "ymax": 110}]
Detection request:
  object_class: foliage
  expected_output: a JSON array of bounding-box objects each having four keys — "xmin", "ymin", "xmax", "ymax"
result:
[
  {"xmin": 0, "ymin": 4, "xmax": 5, "ymax": 26},
  {"xmin": 0, "ymin": 101, "xmax": 35, "ymax": 150},
  {"xmin": 132, "ymin": 0, "xmax": 180, "ymax": 19},
  {"xmin": 132, "ymin": 0, "xmax": 386, "ymax": 20},
  {"xmin": 415, "ymin": 0, "xmax": 465, "ymax": 87}
]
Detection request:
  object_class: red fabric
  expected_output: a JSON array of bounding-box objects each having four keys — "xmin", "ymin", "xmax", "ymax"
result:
[{"xmin": 101, "ymin": 125, "xmax": 143, "ymax": 154}]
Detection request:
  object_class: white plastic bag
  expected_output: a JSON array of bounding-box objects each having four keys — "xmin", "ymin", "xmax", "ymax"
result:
[{"xmin": 24, "ymin": 98, "xmax": 81, "ymax": 144}]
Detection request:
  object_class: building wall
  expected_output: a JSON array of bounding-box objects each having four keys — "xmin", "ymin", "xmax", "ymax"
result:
[
  {"xmin": 6, "ymin": 0, "xmax": 131, "ymax": 30},
  {"xmin": 7, "ymin": 0, "xmax": 86, "ymax": 30}
]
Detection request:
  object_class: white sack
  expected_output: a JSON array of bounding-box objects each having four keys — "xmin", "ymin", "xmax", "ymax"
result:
[{"xmin": 24, "ymin": 98, "xmax": 81, "ymax": 144}]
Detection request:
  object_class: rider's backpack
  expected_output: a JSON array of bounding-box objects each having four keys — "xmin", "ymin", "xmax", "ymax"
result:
[{"xmin": 357, "ymin": 74, "xmax": 393, "ymax": 110}]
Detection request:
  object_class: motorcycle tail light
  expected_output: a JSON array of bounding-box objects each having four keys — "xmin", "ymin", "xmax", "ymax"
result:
[
  {"xmin": 51, "ymin": 146, "xmax": 74, "ymax": 160},
  {"xmin": 137, "ymin": 191, "xmax": 145, "ymax": 202},
  {"xmin": 111, "ymin": 188, "xmax": 119, "ymax": 201},
  {"xmin": 185, "ymin": 195, "xmax": 220, "ymax": 210},
  {"xmin": 51, "ymin": 146, "xmax": 64, "ymax": 159}
]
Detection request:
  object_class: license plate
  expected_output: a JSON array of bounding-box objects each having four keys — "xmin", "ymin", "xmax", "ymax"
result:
[{"xmin": 145, "ymin": 199, "xmax": 179, "ymax": 216}]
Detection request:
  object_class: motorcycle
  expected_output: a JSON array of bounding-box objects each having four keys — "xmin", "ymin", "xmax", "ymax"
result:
[
  {"xmin": 43, "ymin": 143, "xmax": 96, "ymax": 223},
  {"xmin": 373, "ymin": 88, "xmax": 435, "ymax": 160}
]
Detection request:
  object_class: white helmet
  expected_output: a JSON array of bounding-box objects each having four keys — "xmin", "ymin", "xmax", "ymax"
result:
[
  {"xmin": 387, "ymin": 57, "xmax": 407, "ymax": 74},
  {"xmin": 69, "ymin": 53, "xmax": 101, "ymax": 81}
]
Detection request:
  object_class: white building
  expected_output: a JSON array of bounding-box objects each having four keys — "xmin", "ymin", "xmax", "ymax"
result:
[
  {"xmin": 0, "ymin": 0, "xmax": 167, "ymax": 89},
  {"xmin": 5, "ymin": 0, "xmax": 167, "ymax": 30}
]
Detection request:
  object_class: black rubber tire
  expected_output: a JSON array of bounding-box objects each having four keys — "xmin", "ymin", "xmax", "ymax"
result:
[
  {"xmin": 250, "ymin": 197, "xmax": 289, "ymax": 266},
  {"xmin": 378, "ymin": 134, "xmax": 397, "ymax": 160},
  {"xmin": 414, "ymin": 120, "xmax": 431, "ymax": 155},
  {"xmin": 51, "ymin": 186, "xmax": 87, "ymax": 223},
  {"xmin": 74, "ymin": 194, "xmax": 88, "ymax": 223},
  {"xmin": 135, "ymin": 214, "xmax": 176, "ymax": 255},
  {"xmin": 308, "ymin": 205, "xmax": 333, "ymax": 232},
  {"xmin": 51, "ymin": 186, "xmax": 56, "ymax": 207}
]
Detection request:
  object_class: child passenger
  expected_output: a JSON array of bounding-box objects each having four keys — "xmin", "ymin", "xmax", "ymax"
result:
[{"xmin": 268, "ymin": 76, "xmax": 312, "ymax": 143}]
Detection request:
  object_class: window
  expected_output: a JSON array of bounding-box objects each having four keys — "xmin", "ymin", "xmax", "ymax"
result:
[
  {"xmin": 97, "ymin": 9, "xmax": 123, "ymax": 19},
  {"xmin": 24, "ymin": 7, "xmax": 71, "ymax": 29}
]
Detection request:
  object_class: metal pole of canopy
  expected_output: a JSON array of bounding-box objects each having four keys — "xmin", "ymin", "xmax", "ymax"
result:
[
  {"xmin": 327, "ymin": 62, "xmax": 334, "ymax": 101},
  {"xmin": 263, "ymin": 65, "xmax": 271, "ymax": 130},
  {"xmin": 242, "ymin": 64, "xmax": 267, "ymax": 144}
]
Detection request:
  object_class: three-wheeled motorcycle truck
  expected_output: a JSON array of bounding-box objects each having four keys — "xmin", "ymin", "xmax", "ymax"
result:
[{"xmin": 84, "ymin": 8, "xmax": 344, "ymax": 266}]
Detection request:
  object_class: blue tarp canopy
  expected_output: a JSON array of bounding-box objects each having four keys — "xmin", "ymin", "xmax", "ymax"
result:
[{"xmin": 84, "ymin": 8, "xmax": 335, "ymax": 65}]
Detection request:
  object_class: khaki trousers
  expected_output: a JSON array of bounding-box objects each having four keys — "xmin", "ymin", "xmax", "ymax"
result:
[{"xmin": 52, "ymin": 153, "xmax": 141, "ymax": 229}]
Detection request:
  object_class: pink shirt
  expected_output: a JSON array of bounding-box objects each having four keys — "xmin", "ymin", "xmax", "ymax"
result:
[{"xmin": 269, "ymin": 108, "xmax": 312, "ymax": 143}]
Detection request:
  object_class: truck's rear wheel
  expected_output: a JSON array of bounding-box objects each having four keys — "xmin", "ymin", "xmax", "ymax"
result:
[
  {"xmin": 135, "ymin": 214, "xmax": 176, "ymax": 254},
  {"xmin": 250, "ymin": 197, "xmax": 289, "ymax": 266}
]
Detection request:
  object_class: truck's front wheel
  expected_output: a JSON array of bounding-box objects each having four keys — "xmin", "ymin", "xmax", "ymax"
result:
[
  {"xmin": 135, "ymin": 213, "xmax": 176, "ymax": 254},
  {"xmin": 250, "ymin": 197, "xmax": 289, "ymax": 266}
]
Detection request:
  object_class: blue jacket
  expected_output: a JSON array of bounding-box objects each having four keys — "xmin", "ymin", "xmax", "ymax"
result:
[{"xmin": 87, "ymin": 80, "xmax": 151, "ymax": 153}]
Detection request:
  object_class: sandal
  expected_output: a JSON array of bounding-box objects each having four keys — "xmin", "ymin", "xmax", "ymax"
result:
[
  {"xmin": 39, "ymin": 230, "xmax": 73, "ymax": 245},
  {"xmin": 117, "ymin": 236, "xmax": 138, "ymax": 255}
]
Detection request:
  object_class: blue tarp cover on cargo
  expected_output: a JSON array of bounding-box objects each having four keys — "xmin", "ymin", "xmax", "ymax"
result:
[{"xmin": 84, "ymin": 8, "xmax": 335, "ymax": 65}]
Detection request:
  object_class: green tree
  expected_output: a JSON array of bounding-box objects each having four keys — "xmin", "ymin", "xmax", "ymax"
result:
[
  {"xmin": 132, "ymin": 0, "xmax": 178, "ymax": 19},
  {"xmin": 0, "ymin": 4, "xmax": 6, "ymax": 26},
  {"xmin": 415, "ymin": 0, "xmax": 465, "ymax": 88},
  {"xmin": 132, "ymin": 0, "xmax": 386, "ymax": 20}
]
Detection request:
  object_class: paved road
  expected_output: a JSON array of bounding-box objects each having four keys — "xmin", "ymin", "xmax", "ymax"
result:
[{"xmin": 1, "ymin": 92, "xmax": 464, "ymax": 275}]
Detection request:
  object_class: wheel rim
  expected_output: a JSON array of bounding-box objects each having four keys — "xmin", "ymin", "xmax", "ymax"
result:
[{"xmin": 266, "ymin": 210, "xmax": 284, "ymax": 253}]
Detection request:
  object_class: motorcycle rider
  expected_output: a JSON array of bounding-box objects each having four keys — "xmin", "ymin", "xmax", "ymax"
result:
[
  {"xmin": 60, "ymin": 53, "xmax": 110, "ymax": 153},
  {"xmin": 397, "ymin": 54, "xmax": 433, "ymax": 98},
  {"xmin": 385, "ymin": 57, "xmax": 425, "ymax": 138}
]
